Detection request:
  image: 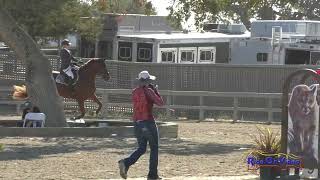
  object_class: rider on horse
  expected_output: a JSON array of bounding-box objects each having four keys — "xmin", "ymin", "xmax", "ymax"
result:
[{"xmin": 60, "ymin": 39, "xmax": 80, "ymax": 92}]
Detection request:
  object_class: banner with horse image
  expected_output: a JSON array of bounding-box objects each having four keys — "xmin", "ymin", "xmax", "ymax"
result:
[{"xmin": 288, "ymin": 84, "xmax": 319, "ymax": 177}]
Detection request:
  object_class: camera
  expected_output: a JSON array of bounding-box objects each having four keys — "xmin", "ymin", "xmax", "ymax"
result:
[{"xmin": 148, "ymin": 83, "xmax": 158, "ymax": 91}]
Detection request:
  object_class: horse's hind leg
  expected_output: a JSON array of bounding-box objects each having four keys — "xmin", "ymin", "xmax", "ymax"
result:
[
  {"xmin": 74, "ymin": 100, "xmax": 85, "ymax": 119},
  {"xmin": 91, "ymin": 94, "xmax": 102, "ymax": 115}
]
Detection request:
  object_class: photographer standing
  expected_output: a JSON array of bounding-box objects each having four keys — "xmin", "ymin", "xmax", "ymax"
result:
[{"xmin": 118, "ymin": 71, "xmax": 164, "ymax": 180}]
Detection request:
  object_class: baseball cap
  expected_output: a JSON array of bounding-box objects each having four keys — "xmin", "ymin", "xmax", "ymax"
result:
[{"xmin": 138, "ymin": 71, "xmax": 156, "ymax": 80}]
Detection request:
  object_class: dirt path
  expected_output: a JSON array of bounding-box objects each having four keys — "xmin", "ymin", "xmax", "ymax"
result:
[{"xmin": 0, "ymin": 121, "xmax": 280, "ymax": 179}]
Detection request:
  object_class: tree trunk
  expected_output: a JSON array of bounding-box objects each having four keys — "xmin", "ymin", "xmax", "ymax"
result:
[{"xmin": 0, "ymin": 9, "xmax": 66, "ymax": 127}]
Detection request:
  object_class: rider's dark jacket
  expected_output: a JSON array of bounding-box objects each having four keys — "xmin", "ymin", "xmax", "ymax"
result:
[{"xmin": 60, "ymin": 48, "xmax": 76, "ymax": 72}]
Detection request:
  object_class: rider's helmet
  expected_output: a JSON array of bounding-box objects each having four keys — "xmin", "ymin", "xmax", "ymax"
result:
[{"xmin": 61, "ymin": 39, "xmax": 71, "ymax": 46}]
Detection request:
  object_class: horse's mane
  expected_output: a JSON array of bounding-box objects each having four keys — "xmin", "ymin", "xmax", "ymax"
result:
[
  {"xmin": 79, "ymin": 59, "xmax": 92, "ymax": 70},
  {"xmin": 79, "ymin": 59, "xmax": 105, "ymax": 71}
]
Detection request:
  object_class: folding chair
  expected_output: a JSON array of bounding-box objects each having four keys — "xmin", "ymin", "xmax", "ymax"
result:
[{"xmin": 23, "ymin": 112, "xmax": 46, "ymax": 127}]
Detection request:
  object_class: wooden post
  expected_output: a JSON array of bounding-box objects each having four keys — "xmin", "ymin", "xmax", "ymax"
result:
[
  {"xmin": 153, "ymin": 42, "xmax": 159, "ymax": 63},
  {"xmin": 112, "ymin": 38, "xmax": 118, "ymax": 60},
  {"xmin": 233, "ymin": 97, "xmax": 238, "ymax": 122},
  {"xmin": 199, "ymin": 96, "xmax": 204, "ymax": 120},
  {"xmin": 101, "ymin": 91, "xmax": 109, "ymax": 118},
  {"xmin": 16, "ymin": 103, "xmax": 20, "ymax": 115},
  {"xmin": 166, "ymin": 95, "xmax": 171, "ymax": 118},
  {"xmin": 132, "ymin": 42, "xmax": 137, "ymax": 62},
  {"xmin": 267, "ymin": 98, "xmax": 273, "ymax": 123}
]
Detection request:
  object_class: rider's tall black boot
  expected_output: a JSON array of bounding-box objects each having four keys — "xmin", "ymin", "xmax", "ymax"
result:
[
  {"xmin": 66, "ymin": 76, "xmax": 76, "ymax": 96},
  {"xmin": 69, "ymin": 83, "xmax": 76, "ymax": 96}
]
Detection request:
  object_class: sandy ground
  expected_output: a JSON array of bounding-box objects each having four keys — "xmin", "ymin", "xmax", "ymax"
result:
[{"xmin": 0, "ymin": 120, "xmax": 280, "ymax": 180}]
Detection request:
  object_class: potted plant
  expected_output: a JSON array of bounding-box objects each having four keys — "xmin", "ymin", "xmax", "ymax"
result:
[{"xmin": 246, "ymin": 126, "xmax": 281, "ymax": 180}]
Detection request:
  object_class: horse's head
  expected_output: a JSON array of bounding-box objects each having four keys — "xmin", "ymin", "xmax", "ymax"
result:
[{"xmin": 86, "ymin": 59, "xmax": 110, "ymax": 81}]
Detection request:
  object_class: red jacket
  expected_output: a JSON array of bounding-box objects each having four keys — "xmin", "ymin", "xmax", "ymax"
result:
[
  {"xmin": 314, "ymin": 69, "xmax": 320, "ymax": 81},
  {"xmin": 132, "ymin": 86, "xmax": 164, "ymax": 121}
]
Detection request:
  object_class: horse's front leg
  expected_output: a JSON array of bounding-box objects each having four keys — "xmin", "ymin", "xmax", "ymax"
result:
[
  {"xmin": 90, "ymin": 94, "xmax": 102, "ymax": 115},
  {"xmin": 74, "ymin": 100, "xmax": 85, "ymax": 119}
]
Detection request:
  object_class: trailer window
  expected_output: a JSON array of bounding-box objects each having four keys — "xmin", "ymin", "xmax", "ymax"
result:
[
  {"xmin": 119, "ymin": 47, "xmax": 131, "ymax": 59},
  {"xmin": 181, "ymin": 51, "xmax": 194, "ymax": 62},
  {"xmin": 257, "ymin": 53, "xmax": 268, "ymax": 62},
  {"xmin": 161, "ymin": 51, "xmax": 175, "ymax": 62},
  {"xmin": 198, "ymin": 47, "xmax": 216, "ymax": 63},
  {"xmin": 138, "ymin": 48, "xmax": 151, "ymax": 61},
  {"xmin": 200, "ymin": 50, "xmax": 213, "ymax": 61}
]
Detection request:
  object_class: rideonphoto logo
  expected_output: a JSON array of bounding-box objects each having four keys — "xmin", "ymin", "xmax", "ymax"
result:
[{"xmin": 246, "ymin": 151, "xmax": 302, "ymax": 170}]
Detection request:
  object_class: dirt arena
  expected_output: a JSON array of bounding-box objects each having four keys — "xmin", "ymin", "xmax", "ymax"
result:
[{"xmin": 0, "ymin": 119, "xmax": 280, "ymax": 179}]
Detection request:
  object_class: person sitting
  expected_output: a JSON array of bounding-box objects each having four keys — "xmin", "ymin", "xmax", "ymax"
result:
[
  {"xmin": 17, "ymin": 101, "xmax": 33, "ymax": 127},
  {"xmin": 17, "ymin": 107, "xmax": 31, "ymax": 127},
  {"xmin": 23, "ymin": 106, "xmax": 46, "ymax": 127},
  {"xmin": 32, "ymin": 106, "xmax": 41, "ymax": 113}
]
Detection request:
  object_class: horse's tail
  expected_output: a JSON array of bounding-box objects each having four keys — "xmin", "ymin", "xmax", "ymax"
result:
[{"xmin": 12, "ymin": 85, "xmax": 28, "ymax": 100}]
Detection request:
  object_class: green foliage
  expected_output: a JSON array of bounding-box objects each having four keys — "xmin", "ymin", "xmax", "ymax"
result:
[
  {"xmin": 0, "ymin": 0, "xmax": 156, "ymax": 42},
  {"xmin": 90, "ymin": 0, "xmax": 156, "ymax": 14},
  {"xmin": 0, "ymin": 144, "xmax": 3, "ymax": 151},
  {"xmin": 167, "ymin": 0, "xmax": 222, "ymax": 31},
  {"xmin": 247, "ymin": 126, "xmax": 281, "ymax": 159},
  {"xmin": 1, "ymin": 0, "xmax": 69, "ymax": 38},
  {"xmin": 168, "ymin": 0, "xmax": 317, "ymax": 30},
  {"xmin": 144, "ymin": 1, "xmax": 157, "ymax": 15},
  {"xmin": 277, "ymin": 0, "xmax": 320, "ymax": 21}
]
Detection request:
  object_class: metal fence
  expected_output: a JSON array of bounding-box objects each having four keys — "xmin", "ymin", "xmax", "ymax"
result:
[
  {"xmin": 95, "ymin": 89, "xmax": 282, "ymax": 122},
  {"xmin": 103, "ymin": 60, "xmax": 314, "ymax": 93},
  {"xmin": 0, "ymin": 87, "xmax": 282, "ymax": 122},
  {"xmin": 0, "ymin": 51, "xmax": 316, "ymax": 92},
  {"xmin": 0, "ymin": 51, "xmax": 318, "ymax": 120}
]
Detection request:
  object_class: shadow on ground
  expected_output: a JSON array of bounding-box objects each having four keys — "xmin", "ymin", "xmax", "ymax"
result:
[{"xmin": 0, "ymin": 137, "xmax": 253, "ymax": 161}]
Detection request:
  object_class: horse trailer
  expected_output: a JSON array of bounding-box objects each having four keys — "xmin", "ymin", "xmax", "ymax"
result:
[
  {"xmin": 113, "ymin": 25, "xmax": 249, "ymax": 64},
  {"xmin": 230, "ymin": 20, "xmax": 320, "ymax": 65}
]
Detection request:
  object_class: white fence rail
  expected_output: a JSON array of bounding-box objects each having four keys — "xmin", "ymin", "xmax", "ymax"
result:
[{"xmin": 96, "ymin": 89, "xmax": 282, "ymax": 121}]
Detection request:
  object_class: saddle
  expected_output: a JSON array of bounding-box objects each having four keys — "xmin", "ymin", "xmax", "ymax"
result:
[{"xmin": 54, "ymin": 66, "xmax": 79, "ymax": 85}]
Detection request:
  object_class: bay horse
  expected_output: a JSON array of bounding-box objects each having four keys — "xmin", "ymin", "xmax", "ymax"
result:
[{"xmin": 12, "ymin": 59, "xmax": 110, "ymax": 119}]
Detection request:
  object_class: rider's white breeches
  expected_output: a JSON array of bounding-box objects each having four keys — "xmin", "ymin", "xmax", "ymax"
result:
[{"xmin": 63, "ymin": 66, "xmax": 74, "ymax": 79}]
